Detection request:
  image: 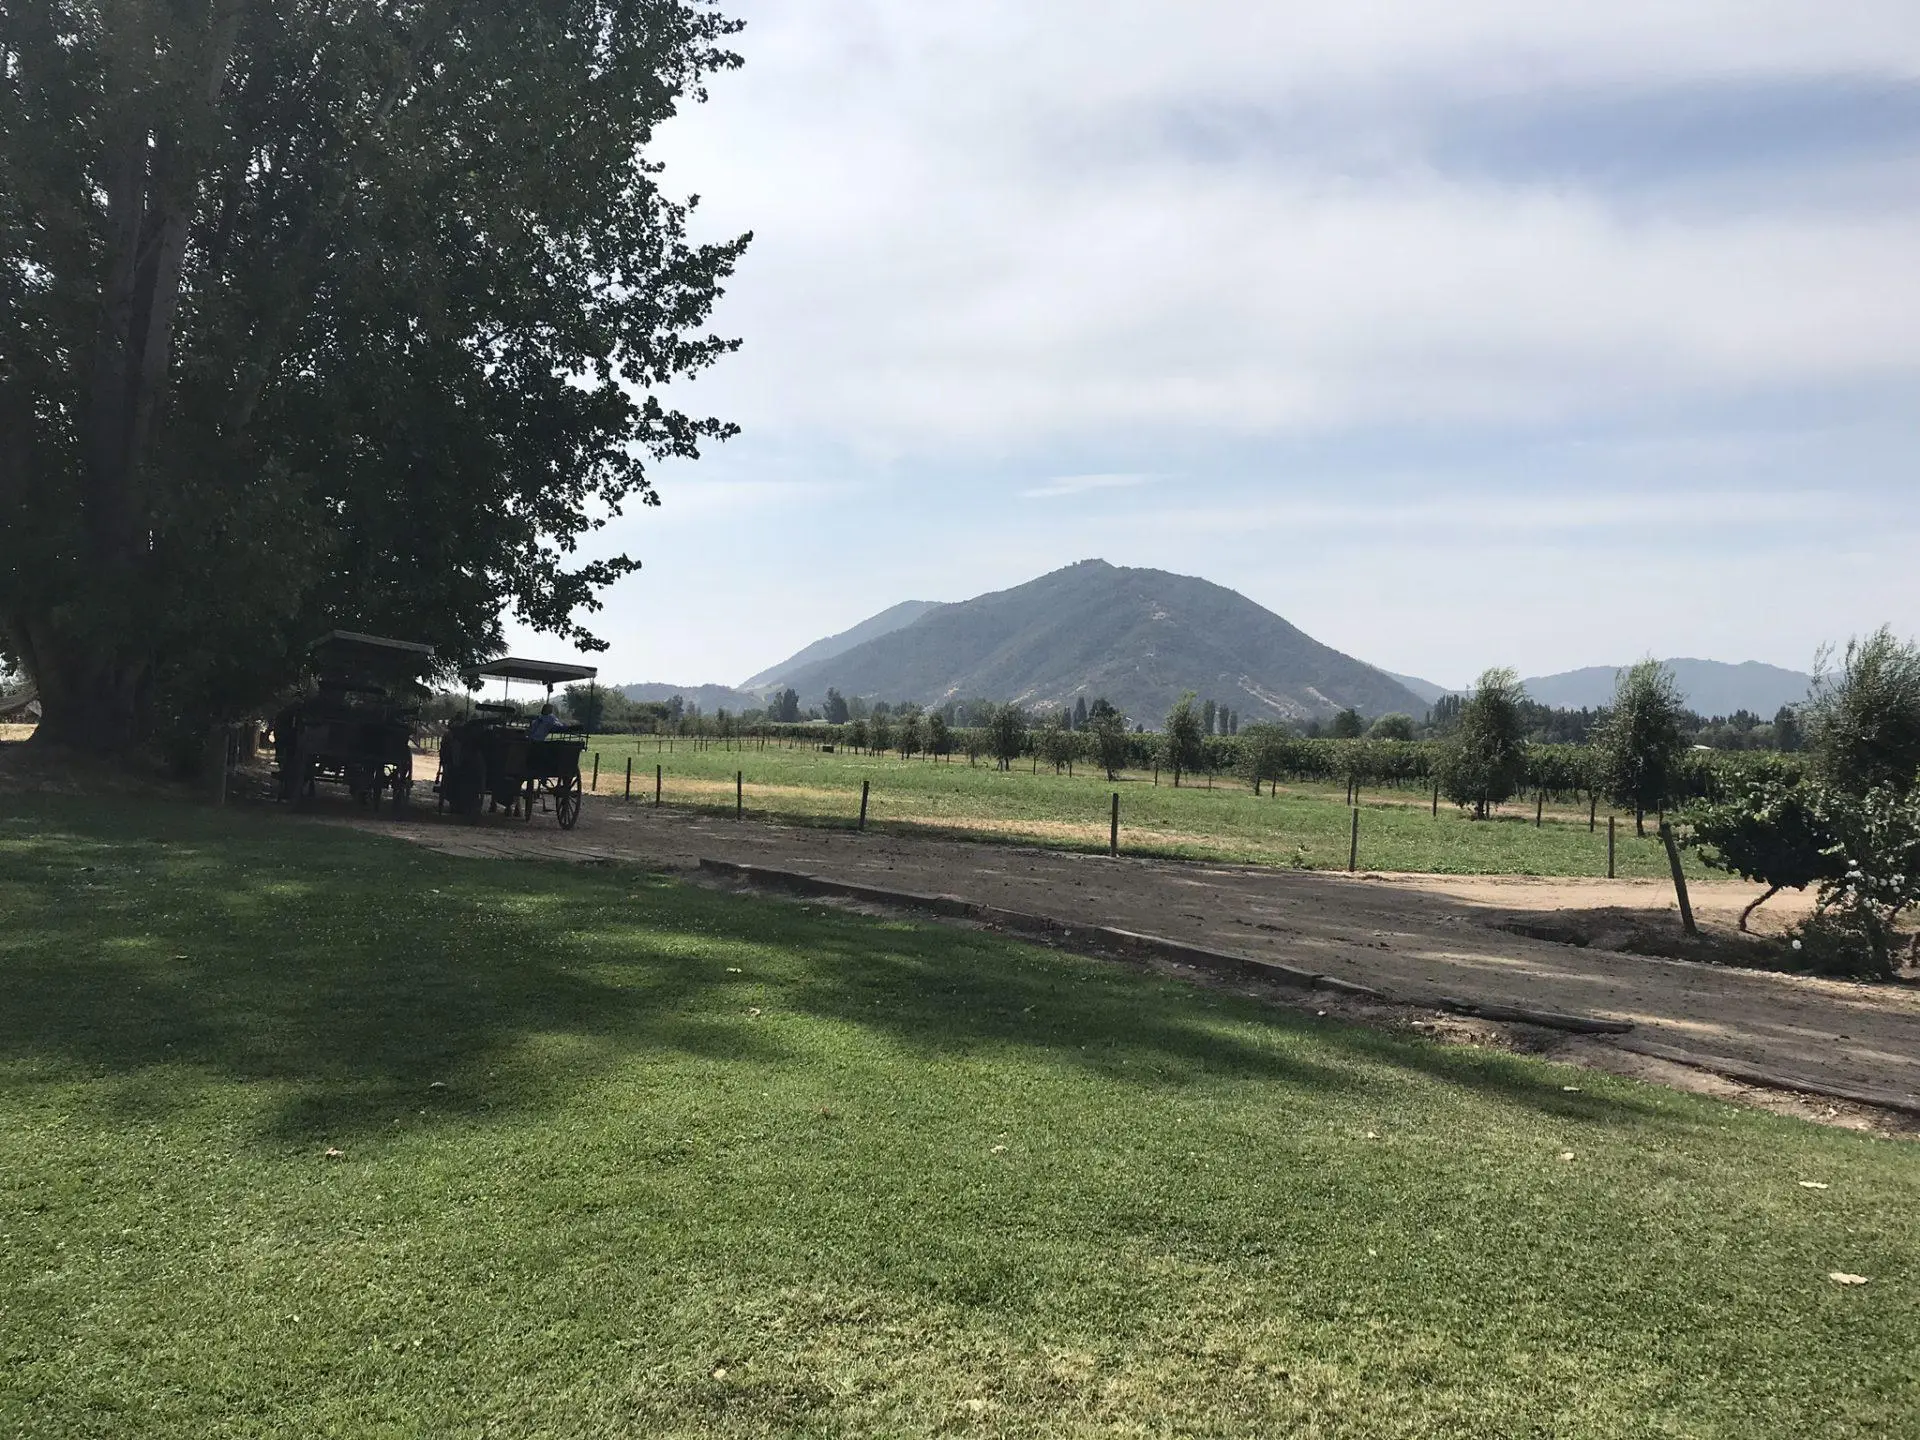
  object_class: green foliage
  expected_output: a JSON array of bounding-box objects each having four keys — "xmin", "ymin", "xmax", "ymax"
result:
[
  {"xmin": 772, "ymin": 687, "xmax": 801, "ymax": 724},
  {"xmin": 1036, "ymin": 710, "xmax": 1078, "ymax": 771},
  {"xmin": 561, "ymin": 683, "xmax": 610, "ymax": 731},
  {"xmin": 1688, "ymin": 779, "xmax": 1837, "ymax": 924},
  {"xmin": 1087, "ymin": 703, "xmax": 1131, "ymax": 780},
  {"xmin": 1595, "ymin": 661, "xmax": 1689, "ymax": 825},
  {"xmin": 1368, "ymin": 713, "xmax": 1416, "ymax": 742},
  {"xmin": 895, "ymin": 707, "xmax": 924, "ymax": 758},
  {"xmin": 987, "ymin": 703, "xmax": 1026, "ymax": 769},
  {"xmin": 1163, "ymin": 692, "xmax": 1205, "ymax": 783},
  {"xmin": 926, "ymin": 711, "xmax": 951, "ymax": 757},
  {"xmin": 1803, "ymin": 780, "xmax": 1920, "ymax": 978},
  {"xmin": 1437, "ymin": 669, "xmax": 1530, "ymax": 819},
  {"xmin": 1805, "ymin": 627, "xmax": 1920, "ymax": 798},
  {"xmin": 2, "ymin": 0, "xmax": 747, "ymax": 750},
  {"xmin": 1328, "ymin": 707, "xmax": 1365, "ymax": 740},
  {"xmin": 823, "ymin": 688, "xmax": 850, "ymax": 725}
]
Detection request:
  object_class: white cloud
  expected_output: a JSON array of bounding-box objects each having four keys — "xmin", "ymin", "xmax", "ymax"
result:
[
  {"xmin": 653, "ymin": 2, "xmax": 1920, "ymax": 452},
  {"xmin": 543, "ymin": 2, "xmax": 1920, "ymax": 688},
  {"xmin": 1019, "ymin": 473, "xmax": 1156, "ymax": 499}
]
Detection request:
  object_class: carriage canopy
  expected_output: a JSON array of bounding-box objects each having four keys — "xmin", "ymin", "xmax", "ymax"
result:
[{"xmin": 466, "ymin": 657, "xmax": 599, "ymax": 690}]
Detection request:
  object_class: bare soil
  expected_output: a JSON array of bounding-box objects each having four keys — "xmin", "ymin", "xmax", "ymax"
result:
[{"xmin": 310, "ymin": 791, "xmax": 1920, "ymax": 1129}]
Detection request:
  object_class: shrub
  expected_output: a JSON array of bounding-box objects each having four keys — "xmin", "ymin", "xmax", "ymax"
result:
[{"xmin": 1688, "ymin": 779, "xmax": 1838, "ymax": 930}]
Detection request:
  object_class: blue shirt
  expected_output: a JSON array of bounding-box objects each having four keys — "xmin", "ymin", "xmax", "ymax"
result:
[{"xmin": 529, "ymin": 713, "xmax": 560, "ymax": 740}]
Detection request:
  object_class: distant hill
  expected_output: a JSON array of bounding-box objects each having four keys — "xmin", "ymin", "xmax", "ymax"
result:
[
  {"xmin": 1379, "ymin": 669, "xmax": 1455, "ymax": 706},
  {"xmin": 740, "ymin": 599, "xmax": 944, "ymax": 692},
  {"xmin": 773, "ymin": 559, "xmax": 1428, "ymax": 724},
  {"xmin": 617, "ymin": 682, "xmax": 764, "ymax": 714},
  {"xmin": 1520, "ymin": 659, "xmax": 1812, "ymax": 716}
]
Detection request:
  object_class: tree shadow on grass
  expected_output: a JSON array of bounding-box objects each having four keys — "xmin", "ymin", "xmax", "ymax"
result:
[
  {"xmin": 0, "ymin": 802, "xmax": 784, "ymax": 1146},
  {"xmin": 0, "ymin": 797, "xmax": 1368, "ymax": 1152}
]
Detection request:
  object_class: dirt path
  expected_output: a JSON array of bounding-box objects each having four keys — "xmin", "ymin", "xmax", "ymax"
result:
[{"xmin": 330, "ymin": 800, "xmax": 1920, "ymax": 1117}]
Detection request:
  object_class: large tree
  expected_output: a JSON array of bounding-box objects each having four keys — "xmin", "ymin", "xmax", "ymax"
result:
[{"xmin": 1, "ymin": 0, "xmax": 748, "ymax": 751}]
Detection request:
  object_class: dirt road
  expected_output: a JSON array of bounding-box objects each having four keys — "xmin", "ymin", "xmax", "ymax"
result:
[{"xmin": 341, "ymin": 800, "xmax": 1920, "ymax": 1117}]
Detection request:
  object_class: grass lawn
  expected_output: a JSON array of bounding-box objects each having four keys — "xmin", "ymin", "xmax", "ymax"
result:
[
  {"xmin": 568, "ymin": 734, "xmax": 1705, "ymax": 880},
  {"xmin": 2, "ymin": 792, "xmax": 1913, "ymax": 1438}
]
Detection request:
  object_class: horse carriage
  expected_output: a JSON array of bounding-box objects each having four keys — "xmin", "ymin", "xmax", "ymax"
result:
[
  {"xmin": 433, "ymin": 658, "xmax": 598, "ymax": 830},
  {"xmin": 273, "ymin": 631, "xmax": 434, "ymax": 809}
]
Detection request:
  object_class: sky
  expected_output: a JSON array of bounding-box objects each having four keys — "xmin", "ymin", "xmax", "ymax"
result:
[{"xmin": 506, "ymin": 0, "xmax": 1920, "ymax": 693}]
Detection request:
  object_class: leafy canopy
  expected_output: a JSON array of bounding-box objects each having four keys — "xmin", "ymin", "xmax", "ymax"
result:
[
  {"xmin": 1806, "ymin": 627, "xmax": 1920, "ymax": 798},
  {"xmin": 1, "ymin": 0, "xmax": 748, "ymax": 748},
  {"xmin": 1595, "ymin": 660, "xmax": 1689, "ymax": 821},
  {"xmin": 1437, "ymin": 667, "xmax": 1529, "ymax": 818}
]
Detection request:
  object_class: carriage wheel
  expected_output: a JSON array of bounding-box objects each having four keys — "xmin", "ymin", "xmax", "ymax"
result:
[{"xmin": 555, "ymin": 774, "xmax": 583, "ymax": 830}]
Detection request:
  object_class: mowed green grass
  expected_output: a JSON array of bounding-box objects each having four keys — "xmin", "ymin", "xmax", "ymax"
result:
[
  {"xmin": 3, "ymin": 795, "xmax": 1913, "ymax": 1439},
  {"xmin": 577, "ymin": 734, "xmax": 1704, "ymax": 878}
]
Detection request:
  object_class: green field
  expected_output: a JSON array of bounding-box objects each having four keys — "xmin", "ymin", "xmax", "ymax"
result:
[
  {"xmin": 571, "ymin": 734, "xmax": 1707, "ymax": 878},
  {"xmin": 3, "ymin": 793, "xmax": 1912, "ymax": 1437}
]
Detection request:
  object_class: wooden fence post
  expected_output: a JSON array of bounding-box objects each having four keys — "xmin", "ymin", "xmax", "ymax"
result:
[
  {"xmin": 1607, "ymin": 815, "xmax": 1615, "ymax": 879},
  {"xmin": 859, "ymin": 779, "xmax": 870, "ymax": 831},
  {"xmin": 1348, "ymin": 806, "xmax": 1360, "ymax": 872},
  {"xmin": 1535, "ymin": 790, "xmax": 1543, "ymax": 827},
  {"xmin": 625, "ymin": 757, "xmax": 632, "ymax": 799},
  {"xmin": 736, "ymin": 770, "xmax": 743, "ymax": 819},
  {"xmin": 1589, "ymin": 791, "xmax": 1597, "ymax": 832},
  {"xmin": 592, "ymin": 753, "xmax": 599, "ymax": 792},
  {"xmin": 655, "ymin": 763, "xmax": 662, "ymax": 807},
  {"xmin": 1659, "ymin": 821, "xmax": 1697, "ymax": 936},
  {"xmin": 1110, "ymin": 793, "xmax": 1120, "ymax": 857},
  {"xmin": 1432, "ymin": 781, "xmax": 1439, "ymax": 817}
]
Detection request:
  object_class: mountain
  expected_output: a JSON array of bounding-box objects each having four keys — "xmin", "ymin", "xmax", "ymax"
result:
[
  {"xmin": 618, "ymin": 682, "xmax": 764, "ymax": 713},
  {"xmin": 1520, "ymin": 659, "xmax": 1812, "ymax": 716},
  {"xmin": 773, "ymin": 559, "xmax": 1428, "ymax": 724},
  {"xmin": 1379, "ymin": 669, "xmax": 1455, "ymax": 705},
  {"xmin": 740, "ymin": 599, "xmax": 944, "ymax": 691}
]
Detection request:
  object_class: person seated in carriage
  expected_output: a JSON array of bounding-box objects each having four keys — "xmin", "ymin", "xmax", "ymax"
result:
[{"xmin": 529, "ymin": 702, "xmax": 561, "ymax": 741}]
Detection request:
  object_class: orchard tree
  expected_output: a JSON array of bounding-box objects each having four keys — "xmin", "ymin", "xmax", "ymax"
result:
[
  {"xmin": 772, "ymin": 688, "xmax": 801, "ymax": 724},
  {"xmin": 823, "ymin": 688, "xmax": 850, "ymax": 725},
  {"xmin": 926, "ymin": 710, "xmax": 950, "ymax": 759},
  {"xmin": 1437, "ymin": 668, "xmax": 1528, "ymax": 819},
  {"xmin": 896, "ymin": 711, "xmax": 922, "ymax": 759},
  {"xmin": 1368, "ymin": 713, "xmax": 1415, "ymax": 741},
  {"xmin": 1328, "ymin": 707, "xmax": 1365, "ymax": 739},
  {"xmin": 1087, "ymin": 702, "xmax": 1130, "ymax": 780},
  {"xmin": 1163, "ymin": 692, "xmax": 1204, "ymax": 786},
  {"xmin": 1596, "ymin": 660, "xmax": 1689, "ymax": 835},
  {"xmin": 987, "ymin": 703, "xmax": 1026, "ymax": 770},
  {"xmin": 1072, "ymin": 695, "xmax": 1088, "ymax": 730},
  {"xmin": 0, "ymin": 0, "xmax": 748, "ymax": 752},
  {"xmin": 1805, "ymin": 627, "xmax": 1920, "ymax": 798}
]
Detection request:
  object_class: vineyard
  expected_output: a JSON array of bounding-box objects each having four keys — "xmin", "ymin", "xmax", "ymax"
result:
[{"xmin": 563, "ymin": 731, "xmax": 1720, "ymax": 879}]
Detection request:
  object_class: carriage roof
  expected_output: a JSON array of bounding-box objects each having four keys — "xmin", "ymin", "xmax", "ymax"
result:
[{"xmin": 467, "ymin": 657, "xmax": 599, "ymax": 687}]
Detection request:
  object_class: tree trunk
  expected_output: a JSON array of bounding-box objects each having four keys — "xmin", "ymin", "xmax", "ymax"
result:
[
  {"xmin": 1635, "ymin": 807, "xmax": 1646, "ymax": 837},
  {"xmin": 1739, "ymin": 885, "xmax": 1781, "ymax": 933}
]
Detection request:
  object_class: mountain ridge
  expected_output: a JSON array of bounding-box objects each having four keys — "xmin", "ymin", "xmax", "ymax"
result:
[
  {"xmin": 1519, "ymin": 658, "xmax": 1812, "ymax": 716},
  {"xmin": 741, "ymin": 599, "xmax": 944, "ymax": 691},
  {"xmin": 771, "ymin": 559, "xmax": 1428, "ymax": 723}
]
